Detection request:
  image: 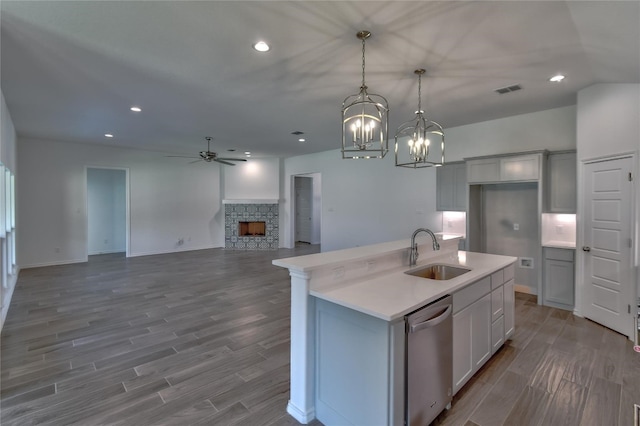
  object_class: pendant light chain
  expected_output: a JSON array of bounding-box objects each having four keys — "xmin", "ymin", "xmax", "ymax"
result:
[
  {"xmin": 417, "ymin": 71, "xmax": 422, "ymax": 113},
  {"xmin": 361, "ymin": 35, "xmax": 366, "ymax": 89}
]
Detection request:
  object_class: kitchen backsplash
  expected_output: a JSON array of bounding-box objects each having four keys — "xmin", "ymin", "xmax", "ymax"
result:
[
  {"xmin": 442, "ymin": 211, "xmax": 466, "ymax": 237},
  {"xmin": 541, "ymin": 213, "xmax": 576, "ymax": 248}
]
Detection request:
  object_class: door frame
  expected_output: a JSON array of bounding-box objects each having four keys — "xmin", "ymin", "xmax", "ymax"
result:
[
  {"xmin": 84, "ymin": 166, "xmax": 131, "ymax": 260},
  {"xmin": 287, "ymin": 172, "xmax": 321, "ymax": 248},
  {"xmin": 576, "ymin": 152, "xmax": 637, "ymax": 340}
]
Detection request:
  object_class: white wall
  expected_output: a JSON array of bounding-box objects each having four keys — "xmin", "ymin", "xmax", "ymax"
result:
[
  {"xmin": 223, "ymin": 157, "xmax": 280, "ymax": 199},
  {"xmin": 575, "ymin": 83, "xmax": 640, "ymax": 318},
  {"xmin": 1, "ymin": 91, "xmax": 18, "ymax": 331},
  {"xmin": 576, "ymin": 84, "xmax": 639, "ymax": 160},
  {"xmin": 18, "ymin": 138, "xmax": 225, "ymax": 267},
  {"xmin": 282, "ymin": 106, "xmax": 578, "ymax": 252},
  {"xmin": 87, "ymin": 168, "xmax": 126, "ymax": 255},
  {"xmin": 445, "ymin": 105, "xmax": 577, "ymax": 161},
  {"xmin": 283, "ymin": 149, "xmax": 442, "ymax": 252}
]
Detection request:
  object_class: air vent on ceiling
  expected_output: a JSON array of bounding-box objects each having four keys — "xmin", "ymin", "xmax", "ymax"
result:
[
  {"xmin": 495, "ymin": 84, "xmax": 522, "ymax": 94},
  {"xmin": 291, "ymin": 131, "xmax": 305, "ymax": 135}
]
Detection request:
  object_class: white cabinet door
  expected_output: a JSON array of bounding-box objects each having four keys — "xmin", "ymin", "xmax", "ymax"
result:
[
  {"xmin": 491, "ymin": 315, "xmax": 504, "ymax": 354},
  {"xmin": 453, "ymin": 292, "xmax": 492, "ymax": 395},
  {"xmin": 453, "ymin": 163, "xmax": 467, "ymax": 211},
  {"xmin": 437, "ymin": 162, "xmax": 466, "ymax": 212},
  {"xmin": 547, "ymin": 152, "xmax": 577, "ymax": 213},
  {"xmin": 452, "ymin": 304, "xmax": 473, "ymax": 394},
  {"xmin": 472, "ymin": 293, "xmax": 492, "ymax": 369},
  {"xmin": 436, "ymin": 165, "xmax": 455, "ymax": 211},
  {"xmin": 504, "ymin": 279, "xmax": 515, "ymax": 339},
  {"xmin": 500, "ymin": 154, "xmax": 540, "ymax": 181},
  {"xmin": 467, "ymin": 158, "xmax": 499, "ymax": 183}
]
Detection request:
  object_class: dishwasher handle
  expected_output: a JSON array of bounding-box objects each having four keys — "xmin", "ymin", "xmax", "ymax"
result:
[{"xmin": 409, "ymin": 305, "xmax": 452, "ymax": 333}]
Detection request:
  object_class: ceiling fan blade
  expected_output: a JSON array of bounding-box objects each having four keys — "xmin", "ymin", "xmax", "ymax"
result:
[
  {"xmin": 216, "ymin": 158, "xmax": 247, "ymax": 162},
  {"xmin": 214, "ymin": 159, "xmax": 236, "ymax": 166},
  {"xmin": 189, "ymin": 159, "xmax": 204, "ymax": 164},
  {"xmin": 166, "ymin": 155, "xmax": 200, "ymax": 159}
]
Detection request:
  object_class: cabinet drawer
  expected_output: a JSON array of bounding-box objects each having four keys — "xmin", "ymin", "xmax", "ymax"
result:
[
  {"xmin": 453, "ymin": 276, "xmax": 491, "ymax": 313},
  {"xmin": 503, "ymin": 264, "xmax": 515, "ymax": 282},
  {"xmin": 491, "ymin": 269, "xmax": 504, "ymax": 290},
  {"xmin": 544, "ymin": 247, "xmax": 574, "ymax": 262},
  {"xmin": 491, "ymin": 315, "xmax": 504, "ymax": 354},
  {"xmin": 491, "ymin": 286, "xmax": 504, "ymax": 322}
]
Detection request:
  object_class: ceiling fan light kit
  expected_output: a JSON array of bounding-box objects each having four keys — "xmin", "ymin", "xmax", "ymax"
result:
[
  {"xmin": 341, "ymin": 30, "xmax": 389, "ymax": 160},
  {"xmin": 394, "ymin": 69, "xmax": 445, "ymax": 168}
]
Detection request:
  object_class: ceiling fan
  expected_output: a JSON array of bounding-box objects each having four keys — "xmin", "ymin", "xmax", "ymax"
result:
[{"xmin": 166, "ymin": 137, "xmax": 248, "ymax": 166}]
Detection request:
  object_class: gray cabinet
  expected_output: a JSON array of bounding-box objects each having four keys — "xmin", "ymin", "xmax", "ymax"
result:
[
  {"xmin": 436, "ymin": 162, "xmax": 466, "ymax": 211},
  {"xmin": 467, "ymin": 153, "xmax": 542, "ymax": 184},
  {"xmin": 546, "ymin": 151, "xmax": 577, "ymax": 213},
  {"xmin": 452, "ymin": 263, "xmax": 515, "ymax": 395},
  {"xmin": 543, "ymin": 247, "xmax": 575, "ymax": 310}
]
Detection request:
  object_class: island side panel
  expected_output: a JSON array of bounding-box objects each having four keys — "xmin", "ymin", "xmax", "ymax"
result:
[{"xmin": 315, "ymin": 298, "xmax": 403, "ymax": 425}]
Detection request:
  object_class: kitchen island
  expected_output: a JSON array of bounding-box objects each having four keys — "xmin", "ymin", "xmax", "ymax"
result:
[{"xmin": 273, "ymin": 235, "xmax": 516, "ymax": 425}]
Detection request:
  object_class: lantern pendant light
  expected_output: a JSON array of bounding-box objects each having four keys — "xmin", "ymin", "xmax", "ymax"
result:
[
  {"xmin": 341, "ymin": 31, "xmax": 389, "ymax": 159},
  {"xmin": 395, "ymin": 69, "xmax": 445, "ymax": 168}
]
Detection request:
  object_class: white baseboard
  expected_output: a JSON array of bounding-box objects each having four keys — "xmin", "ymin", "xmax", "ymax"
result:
[
  {"xmin": 129, "ymin": 244, "xmax": 221, "ymax": 258},
  {"xmin": 287, "ymin": 401, "xmax": 315, "ymax": 424},
  {"xmin": 21, "ymin": 258, "xmax": 86, "ymax": 269},
  {"xmin": 514, "ymin": 284, "xmax": 537, "ymax": 295}
]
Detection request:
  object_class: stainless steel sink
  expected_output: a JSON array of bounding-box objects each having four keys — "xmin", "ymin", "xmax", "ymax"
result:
[{"xmin": 405, "ymin": 264, "xmax": 471, "ymax": 280}]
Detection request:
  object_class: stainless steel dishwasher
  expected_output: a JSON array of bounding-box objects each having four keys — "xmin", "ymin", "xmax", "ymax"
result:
[{"xmin": 405, "ymin": 294, "xmax": 453, "ymax": 425}]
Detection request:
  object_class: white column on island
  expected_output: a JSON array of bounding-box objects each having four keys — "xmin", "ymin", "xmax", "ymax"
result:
[{"xmin": 287, "ymin": 270, "xmax": 316, "ymax": 423}]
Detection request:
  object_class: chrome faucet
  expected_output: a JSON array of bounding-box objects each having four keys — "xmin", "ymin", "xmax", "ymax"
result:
[{"xmin": 409, "ymin": 228, "xmax": 440, "ymax": 266}]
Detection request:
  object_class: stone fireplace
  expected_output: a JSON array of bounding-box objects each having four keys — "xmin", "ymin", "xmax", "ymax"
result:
[{"xmin": 223, "ymin": 199, "xmax": 279, "ymax": 250}]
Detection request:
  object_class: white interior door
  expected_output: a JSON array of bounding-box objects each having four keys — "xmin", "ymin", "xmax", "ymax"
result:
[
  {"xmin": 582, "ymin": 156, "xmax": 634, "ymax": 338},
  {"xmin": 295, "ymin": 176, "xmax": 312, "ymax": 243}
]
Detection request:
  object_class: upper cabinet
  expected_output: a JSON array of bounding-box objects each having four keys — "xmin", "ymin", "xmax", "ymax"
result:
[
  {"xmin": 467, "ymin": 153, "xmax": 542, "ymax": 184},
  {"xmin": 436, "ymin": 162, "xmax": 466, "ymax": 211},
  {"xmin": 546, "ymin": 151, "xmax": 576, "ymax": 213}
]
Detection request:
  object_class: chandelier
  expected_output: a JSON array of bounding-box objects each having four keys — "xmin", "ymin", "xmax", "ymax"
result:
[
  {"xmin": 341, "ymin": 31, "xmax": 389, "ymax": 159},
  {"xmin": 395, "ymin": 69, "xmax": 445, "ymax": 168}
]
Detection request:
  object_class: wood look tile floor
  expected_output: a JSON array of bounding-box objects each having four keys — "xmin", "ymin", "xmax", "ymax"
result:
[{"xmin": 1, "ymin": 246, "xmax": 638, "ymax": 425}]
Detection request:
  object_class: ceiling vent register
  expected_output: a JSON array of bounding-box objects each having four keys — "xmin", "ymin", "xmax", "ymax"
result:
[{"xmin": 495, "ymin": 84, "xmax": 523, "ymax": 94}]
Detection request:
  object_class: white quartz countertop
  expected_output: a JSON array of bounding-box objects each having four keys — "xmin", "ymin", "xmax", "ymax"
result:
[
  {"xmin": 542, "ymin": 240, "xmax": 576, "ymax": 249},
  {"xmin": 310, "ymin": 251, "xmax": 517, "ymax": 322}
]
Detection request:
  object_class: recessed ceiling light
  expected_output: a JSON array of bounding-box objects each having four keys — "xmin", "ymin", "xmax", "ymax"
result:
[
  {"xmin": 298, "ymin": 138, "xmax": 306, "ymax": 142},
  {"xmin": 104, "ymin": 133, "xmax": 114, "ymax": 138},
  {"xmin": 549, "ymin": 75, "xmax": 565, "ymax": 82},
  {"xmin": 253, "ymin": 41, "xmax": 270, "ymax": 52},
  {"xmin": 130, "ymin": 106, "xmax": 142, "ymax": 112},
  {"xmin": 244, "ymin": 151, "xmax": 251, "ymax": 155}
]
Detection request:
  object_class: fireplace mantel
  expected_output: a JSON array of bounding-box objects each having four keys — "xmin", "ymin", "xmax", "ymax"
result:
[{"xmin": 222, "ymin": 199, "xmax": 279, "ymax": 205}]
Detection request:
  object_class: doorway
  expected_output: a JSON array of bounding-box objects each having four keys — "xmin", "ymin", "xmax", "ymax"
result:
[
  {"xmin": 86, "ymin": 167, "xmax": 129, "ymax": 257},
  {"xmin": 581, "ymin": 155, "xmax": 636, "ymax": 340},
  {"xmin": 293, "ymin": 173, "xmax": 321, "ymax": 246}
]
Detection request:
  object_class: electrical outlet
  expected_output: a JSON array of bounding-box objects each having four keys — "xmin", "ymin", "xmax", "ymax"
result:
[
  {"xmin": 513, "ymin": 223, "xmax": 520, "ymax": 231},
  {"xmin": 54, "ymin": 247, "xmax": 60, "ymax": 253}
]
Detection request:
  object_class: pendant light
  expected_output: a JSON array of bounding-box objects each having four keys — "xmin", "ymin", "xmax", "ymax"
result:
[
  {"xmin": 395, "ymin": 69, "xmax": 445, "ymax": 168},
  {"xmin": 341, "ymin": 31, "xmax": 389, "ymax": 159}
]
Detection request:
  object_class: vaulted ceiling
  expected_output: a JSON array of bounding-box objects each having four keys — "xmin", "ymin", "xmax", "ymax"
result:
[{"xmin": 2, "ymin": 1, "xmax": 638, "ymax": 159}]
